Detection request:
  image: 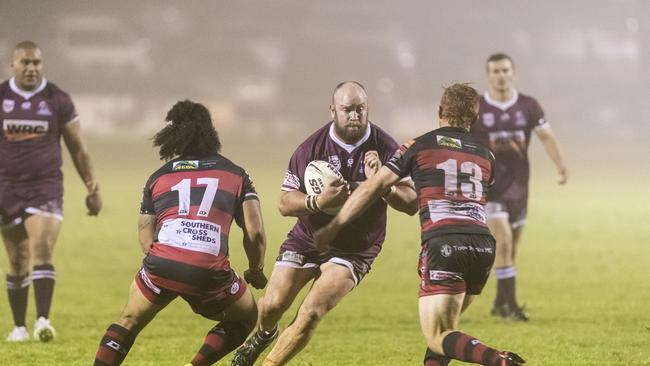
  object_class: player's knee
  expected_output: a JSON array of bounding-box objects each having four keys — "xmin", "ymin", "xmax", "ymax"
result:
[
  {"xmin": 116, "ymin": 311, "xmax": 143, "ymax": 333},
  {"xmin": 215, "ymin": 319, "xmax": 254, "ymax": 345},
  {"xmin": 30, "ymin": 241, "xmax": 54, "ymax": 264},
  {"xmin": 426, "ymin": 330, "xmax": 452, "ymax": 355},
  {"xmin": 7, "ymin": 249, "xmax": 29, "ymax": 274},
  {"xmin": 259, "ymin": 294, "xmax": 291, "ymax": 318}
]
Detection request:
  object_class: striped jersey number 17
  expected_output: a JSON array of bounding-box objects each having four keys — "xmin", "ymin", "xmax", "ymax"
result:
[{"xmin": 171, "ymin": 178, "xmax": 220, "ymax": 216}]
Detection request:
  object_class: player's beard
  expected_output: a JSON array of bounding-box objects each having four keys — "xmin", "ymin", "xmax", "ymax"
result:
[
  {"xmin": 334, "ymin": 112, "xmax": 367, "ymax": 144},
  {"xmin": 337, "ymin": 122, "xmax": 365, "ymax": 143}
]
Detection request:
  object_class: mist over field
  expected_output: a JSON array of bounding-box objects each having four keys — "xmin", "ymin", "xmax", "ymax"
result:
[{"xmin": 0, "ymin": 1, "xmax": 649, "ymax": 364}]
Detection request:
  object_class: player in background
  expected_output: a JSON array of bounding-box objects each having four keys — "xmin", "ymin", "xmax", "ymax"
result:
[
  {"xmin": 316, "ymin": 83, "xmax": 526, "ymax": 366},
  {"xmin": 471, "ymin": 53, "xmax": 568, "ymax": 320},
  {"xmin": 232, "ymin": 81, "xmax": 417, "ymax": 366},
  {"xmin": 93, "ymin": 100, "xmax": 268, "ymax": 366},
  {"xmin": 0, "ymin": 41, "xmax": 101, "ymax": 342}
]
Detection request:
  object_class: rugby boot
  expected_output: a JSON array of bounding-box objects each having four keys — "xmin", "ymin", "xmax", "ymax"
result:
[
  {"xmin": 33, "ymin": 316, "xmax": 56, "ymax": 342},
  {"xmin": 508, "ymin": 305, "xmax": 529, "ymax": 322},
  {"xmin": 490, "ymin": 303, "xmax": 510, "ymax": 318},
  {"xmin": 490, "ymin": 303, "xmax": 529, "ymax": 322},
  {"xmin": 231, "ymin": 328, "xmax": 278, "ymax": 366},
  {"xmin": 497, "ymin": 351, "xmax": 526, "ymax": 365},
  {"xmin": 6, "ymin": 326, "xmax": 29, "ymax": 342}
]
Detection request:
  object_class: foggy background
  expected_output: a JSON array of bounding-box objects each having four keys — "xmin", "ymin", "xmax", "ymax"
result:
[{"xmin": 1, "ymin": 0, "xmax": 649, "ymax": 168}]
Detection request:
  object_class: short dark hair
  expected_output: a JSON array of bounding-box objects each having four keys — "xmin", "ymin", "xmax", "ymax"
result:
[
  {"xmin": 486, "ymin": 53, "xmax": 514, "ymax": 70},
  {"xmin": 14, "ymin": 40, "xmax": 39, "ymax": 52},
  {"xmin": 438, "ymin": 83, "xmax": 480, "ymax": 130},
  {"xmin": 152, "ymin": 100, "xmax": 222, "ymax": 160}
]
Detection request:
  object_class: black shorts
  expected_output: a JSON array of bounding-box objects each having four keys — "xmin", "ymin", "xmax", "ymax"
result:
[{"xmin": 418, "ymin": 234, "xmax": 496, "ymax": 297}]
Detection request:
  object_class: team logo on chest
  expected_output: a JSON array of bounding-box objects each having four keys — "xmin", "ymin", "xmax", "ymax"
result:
[
  {"xmin": 482, "ymin": 112, "xmax": 495, "ymax": 127},
  {"xmin": 328, "ymin": 155, "xmax": 341, "ymax": 170},
  {"xmin": 515, "ymin": 110, "xmax": 526, "ymax": 126},
  {"xmin": 2, "ymin": 99, "xmax": 15, "ymax": 113},
  {"xmin": 499, "ymin": 113, "xmax": 510, "ymax": 122},
  {"xmin": 21, "ymin": 101, "xmax": 31, "ymax": 110},
  {"xmin": 347, "ymin": 158, "xmax": 354, "ymax": 168},
  {"xmin": 440, "ymin": 244, "xmax": 453, "ymax": 257},
  {"xmin": 37, "ymin": 101, "xmax": 52, "ymax": 116}
]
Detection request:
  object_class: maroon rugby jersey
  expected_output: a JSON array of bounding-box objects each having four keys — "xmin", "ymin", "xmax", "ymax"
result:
[
  {"xmin": 140, "ymin": 155, "xmax": 258, "ymax": 290},
  {"xmin": 281, "ymin": 121, "xmax": 399, "ymax": 257},
  {"xmin": 0, "ymin": 78, "xmax": 77, "ymax": 193},
  {"xmin": 470, "ymin": 91, "xmax": 547, "ymax": 201},
  {"xmin": 386, "ymin": 127, "xmax": 495, "ymax": 242}
]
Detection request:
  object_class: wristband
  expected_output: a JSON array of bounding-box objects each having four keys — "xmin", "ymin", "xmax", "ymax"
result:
[
  {"xmin": 382, "ymin": 186, "xmax": 396, "ymax": 201},
  {"xmin": 305, "ymin": 195, "xmax": 322, "ymax": 213}
]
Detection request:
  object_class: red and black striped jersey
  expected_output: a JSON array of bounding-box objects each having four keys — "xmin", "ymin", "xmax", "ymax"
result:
[
  {"xmin": 386, "ymin": 127, "xmax": 495, "ymax": 242},
  {"xmin": 140, "ymin": 155, "xmax": 258, "ymax": 276}
]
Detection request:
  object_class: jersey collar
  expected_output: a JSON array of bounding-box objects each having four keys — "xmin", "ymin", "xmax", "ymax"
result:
[
  {"xmin": 483, "ymin": 90, "xmax": 518, "ymax": 111},
  {"xmin": 9, "ymin": 77, "xmax": 48, "ymax": 100},
  {"xmin": 328, "ymin": 121, "xmax": 372, "ymax": 153}
]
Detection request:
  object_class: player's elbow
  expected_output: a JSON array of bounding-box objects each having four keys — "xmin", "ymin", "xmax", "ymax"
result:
[
  {"xmin": 277, "ymin": 195, "xmax": 295, "ymax": 216},
  {"xmin": 405, "ymin": 203, "xmax": 419, "ymax": 216},
  {"xmin": 278, "ymin": 200, "xmax": 291, "ymax": 216}
]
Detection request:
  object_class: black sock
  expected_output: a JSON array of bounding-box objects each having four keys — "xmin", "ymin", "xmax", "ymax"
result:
[
  {"xmin": 94, "ymin": 324, "xmax": 136, "ymax": 366},
  {"xmin": 191, "ymin": 321, "xmax": 251, "ymax": 366},
  {"xmin": 442, "ymin": 331, "xmax": 502, "ymax": 366},
  {"xmin": 6, "ymin": 274, "xmax": 30, "ymax": 327},
  {"xmin": 32, "ymin": 264, "xmax": 56, "ymax": 319},
  {"xmin": 494, "ymin": 266, "xmax": 516, "ymax": 308}
]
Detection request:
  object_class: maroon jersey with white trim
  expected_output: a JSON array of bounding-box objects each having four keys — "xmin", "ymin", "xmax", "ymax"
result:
[
  {"xmin": 280, "ymin": 121, "xmax": 399, "ymax": 256},
  {"xmin": 386, "ymin": 127, "xmax": 494, "ymax": 242},
  {"xmin": 470, "ymin": 91, "xmax": 546, "ymax": 201},
  {"xmin": 140, "ymin": 155, "xmax": 258, "ymax": 275},
  {"xmin": 0, "ymin": 78, "xmax": 78, "ymax": 183}
]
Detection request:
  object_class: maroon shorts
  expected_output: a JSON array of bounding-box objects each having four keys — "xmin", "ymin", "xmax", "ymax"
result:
[
  {"xmin": 0, "ymin": 196, "xmax": 63, "ymax": 227},
  {"xmin": 485, "ymin": 200, "xmax": 527, "ymax": 229},
  {"xmin": 135, "ymin": 267, "xmax": 247, "ymax": 319},
  {"xmin": 418, "ymin": 234, "xmax": 496, "ymax": 297},
  {"xmin": 0, "ymin": 179, "xmax": 63, "ymax": 227},
  {"xmin": 275, "ymin": 244, "xmax": 373, "ymax": 286}
]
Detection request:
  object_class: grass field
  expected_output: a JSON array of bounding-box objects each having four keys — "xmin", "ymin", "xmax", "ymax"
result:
[{"xmin": 0, "ymin": 137, "xmax": 648, "ymax": 365}]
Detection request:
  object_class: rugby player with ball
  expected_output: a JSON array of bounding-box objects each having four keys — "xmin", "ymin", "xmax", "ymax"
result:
[{"xmin": 232, "ymin": 81, "xmax": 417, "ymax": 366}]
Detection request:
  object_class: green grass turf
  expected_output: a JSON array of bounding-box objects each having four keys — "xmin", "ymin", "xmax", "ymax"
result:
[{"xmin": 0, "ymin": 138, "xmax": 648, "ymax": 365}]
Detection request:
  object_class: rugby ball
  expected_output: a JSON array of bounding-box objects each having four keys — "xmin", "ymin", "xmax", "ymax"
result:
[{"xmin": 304, "ymin": 160, "xmax": 346, "ymax": 215}]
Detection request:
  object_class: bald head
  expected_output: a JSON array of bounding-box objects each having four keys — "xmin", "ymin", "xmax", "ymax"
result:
[
  {"xmin": 330, "ymin": 81, "xmax": 369, "ymax": 144},
  {"xmin": 332, "ymin": 81, "xmax": 367, "ymax": 104},
  {"xmin": 12, "ymin": 41, "xmax": 43, "ymax": 91}
]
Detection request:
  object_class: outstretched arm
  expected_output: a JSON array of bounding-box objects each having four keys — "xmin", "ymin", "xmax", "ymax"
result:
[
  {"xmin": 535, "ymin": 127, "xmax": 568, "ymax": 185},
  {"xmin": 383, "ymin": 180, "xmax": 418, "ymax": 215},
  {"xmin": 237, "ymin": 199, "xmax": 268, "ymax": 289},
  {"xmin": 315, "ymin": 166, "xmax": 401, "ymax": 249},
  {"xmin": 363, "ymin": 150, "xmax": 417, "ymax": 215},
  {"xmin": 62, "ymin": 120, "xmax": 102, "ymax": 215}
]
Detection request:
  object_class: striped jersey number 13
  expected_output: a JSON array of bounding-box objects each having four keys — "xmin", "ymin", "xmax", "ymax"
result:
[{"xmin": 436, "ymin": 159, "xmax": 482, "ymax": 201}]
